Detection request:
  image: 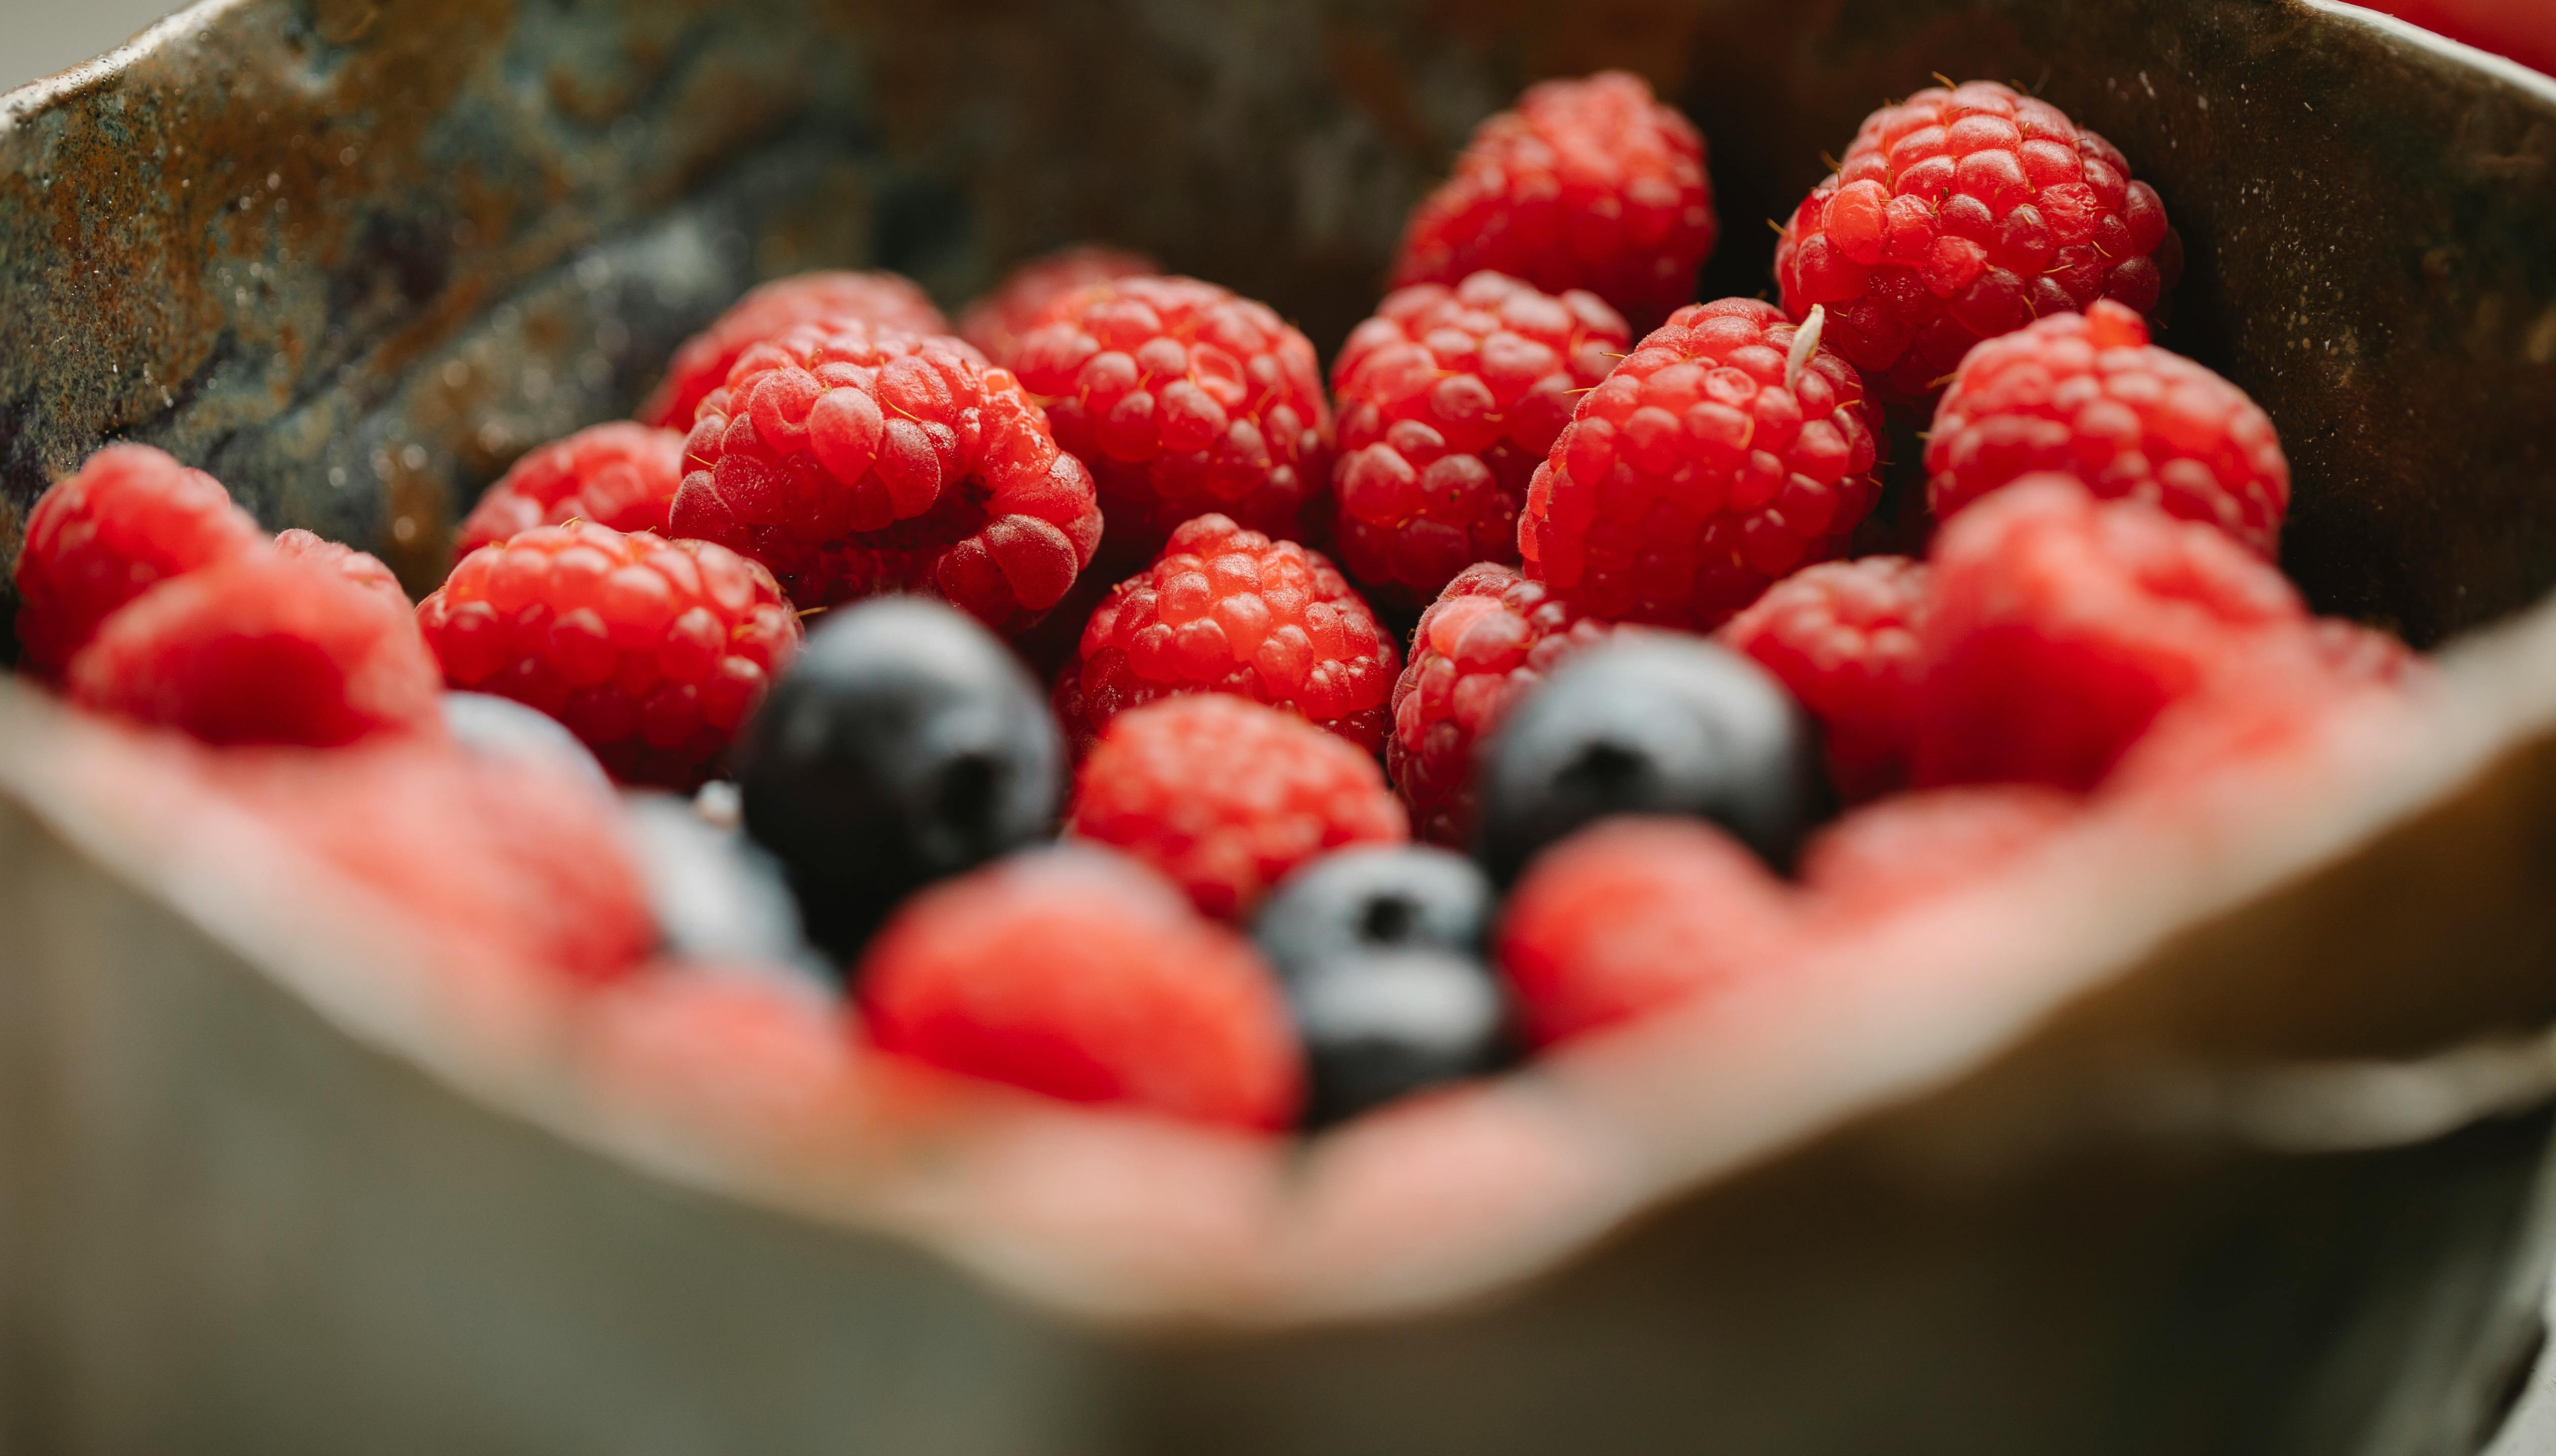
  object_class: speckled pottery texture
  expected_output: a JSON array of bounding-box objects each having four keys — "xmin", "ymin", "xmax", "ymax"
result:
[{"xmin": 6, "ymin": 1, "xmax": 2556, "ymax": 1453}]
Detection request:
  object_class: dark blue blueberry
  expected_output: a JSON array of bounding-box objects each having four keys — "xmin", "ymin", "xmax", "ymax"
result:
[
  {"xmin": 734, "ymin": 598, "xmax": 1062, "ymax": 962},
  {"xmin": 1253, "ymin": 846, "xmax": 1511, "ymax": 1126},
  {"xmin": 1252, "ymin": 844, "xmax": 1495, "ymax": 976},
  {"xmin": 1474, "ymin": 632, "xmax": 1830, "ymax": 885},
  {"xmin": 1286, "ymin": 948, "xmax": 1511, "ymax": 1128}
]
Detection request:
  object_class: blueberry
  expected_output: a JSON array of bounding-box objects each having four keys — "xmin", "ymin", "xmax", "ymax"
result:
[
  {"xmin": 441, "ymin": 691, "xmax": 612, "ymax": 794},
  {"xmin": 620, "ymin": 791, "xmax": 831, "ymax": 981},
  {"xmin": 1287, "ymin": 949, "xmax": 1511, "ymax": 1127},
  {"xmin": 1475, "ymin": 632, "xmax": 1830, "ymax": 885},
  {"xmin": 1252, "ymin": 846, "xmax": 1512, "ymax": 1126},
  {"xmin": 734, "ymin": 598, "xmax": 1062, "ymax": 962},
  {"xmin": 1252, "ymin": 844, "xmax": 1496, "ymax": 977}
]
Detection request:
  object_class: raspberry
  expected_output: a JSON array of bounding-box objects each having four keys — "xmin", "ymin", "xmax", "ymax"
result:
[
  {"xmin": 1800, "ymin": 785, "xmax": 2077, "ymax": 916},
  {"xmin": 637, "ymin": 270, "xmax": 948, "ymax": 429},
  {"xmin": 1518, "ymin": 298, "xmax": 1885, "ymax": 629},
  {"xmin": 1068, "ymin": 695, "xmax": 1409, "ymax": 919},
  {"xmin": 2106, "ymin": 631, "xmax": 2421, "ymax": 798},
  {"xmin": 66, "ymin": 553, "xmax": 441, "ymax": 748},
  {"xmin": 1391, "ymin": 71, "xmax": 1717, "ymax": 332},
  {"xmin": 455, "ymin": 423, "xmax": 688, "ymax": 556},
  {"xmin": 854, "ymin": 845, "xmax": 1303, "ymax": 1129},
  {"xmin": 1388, "ymin": 563, "xmax": 1612, "ymax": 846},
  {"xmin": 1052, "ymin": 514, "xmax": 1401, "ymax": 757},
  {"xmin": 1777, "ymin": 81, "xmax": 2182, "ymax": 406},
  {"xmin": 956, "ymin": 244, "xmax": 1156, "ymax": 367},
  {"xmin": 1926, "ymin": 301, "xmax": 2289, "ymax": 555},
  {"xmin": 13, "ymin": 443, "xmax": 264, "ymax": 677},
  {"xmin": 1914, "ymin": 474, "xmax": 2306, "ymax": 791},
  {"xmin": 1494, "ymin": 816, "xmax": 1799, "ymax": 1046},
  {"xmin": 271, "ymin": 529, "xmax": 408, "ymax": 609},
  {"xmin": 2302, "ymin": 617, "xmax": 2423, "ymax": 687},
  {"xmin": 1012, "ymin": 275, "xmax": 1331, "ymax": 569},
  {"xmin": 1719, "ymin": 555, "xmax": 1929, "ymax": 802},
  {"xmin": 416, "ymin": 522, "xmax": 802, "ymax": 789},
  {"xmin": 1330, "ymin": 271, "xmax": 1631, "ymax": 608},
  {"xmin": 219, "ymin": 740, "xmax": 653, "ymax": 985},
  {"xmin": 668, "ymin": 322, "xmax": 1103, "ymax": 633}
]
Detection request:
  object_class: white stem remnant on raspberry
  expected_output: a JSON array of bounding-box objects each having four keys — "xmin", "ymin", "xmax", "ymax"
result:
[{"xmin": 1785, "ymin": 304, "xmax": 1826, "ymax": 395}]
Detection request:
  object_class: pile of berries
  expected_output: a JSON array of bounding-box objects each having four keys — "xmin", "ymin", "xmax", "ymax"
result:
[{"xmin": 9, "ymin": 70, "xmax": 2416, "ymax": 1139}]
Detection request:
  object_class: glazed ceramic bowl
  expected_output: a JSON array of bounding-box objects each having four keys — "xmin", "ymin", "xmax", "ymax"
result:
[{"xmin": 6, "ymin": 2, "xmax": 2556, "ymax": 1451}]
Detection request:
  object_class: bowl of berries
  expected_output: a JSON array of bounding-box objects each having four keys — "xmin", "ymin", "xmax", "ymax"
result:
[{"xmin": 6, "ymin": 0, "xmax": 2556, "ymax": 1451}]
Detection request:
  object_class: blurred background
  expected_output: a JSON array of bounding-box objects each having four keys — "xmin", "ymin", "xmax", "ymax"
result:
[
  {"xmin": 5, "ymin": 0, "xmax": 2552, "ymax": 95},
  {"xmin": 5, "ymin": 0, "xmax": 186, "ymax": 89}
]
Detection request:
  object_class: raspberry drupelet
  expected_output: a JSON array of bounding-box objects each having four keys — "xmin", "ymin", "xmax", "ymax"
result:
[
  {"xmin": 667, "ymin": 321, "xmax": 1104, "ymax": 633},
  {"xmin": 1914, "ymin": 474, "xmax": 2306, "ymax": 792},
  {"xmin": 1388, "ymin": 563, "xmax": 1612, "ymax": 847},
  {"xmin": 68, "ymin": 553, "xmax": 442, "ymax": 748},
  {"xmin": 1330, "ymin": 271, "xmax": 1631, "ymax": 610},
  {"xmin": 1518, "ymin": 298, "xmax": 1885, "ymax": 630},
  {"xmin": 637, "ymin": 270, "xmax": 949, "ymax": 430},
  {"xmin": 1010, "ymin": 275, "xmax": 1332, "ymax": 570},
  {"xmin": 456, "ymin": 423, "xmax": 689, "ymax": 556},
  {"xmin": 1719, "ymin": 555, "xmax": 1930, "ymax": 802},
  {"xmin": 956, "ymin": 244, "xmax": 1157, "ymax": 368},
  {"xmin": 1052, "ymin": 514, "xmax": 1402, "ymax": 758},
  {"xmin": 1777, "ymin": 81, "xmax": 2181, "ymax": 406},
  {"xmin": 416, "ymin": 522, "xmax": 803, "ymax": 789},
  {"xmin": 1392, "ymin": 71, "xmax": 1717, "ymax": 333},
  {"xmin": 1927, "ymin": 301, "xmax": 2289, "ymax": 556},
  {"xmin": 855, "ymin": 844, "xmax": 1305, "ymax": 1130},
  {"xmin": 13, "ymin": 443, "xmax": 265, "ymax": 677},
  {"xmin": 1068, "ymin": 695, "xmax": 1410, "ymax": 920}
]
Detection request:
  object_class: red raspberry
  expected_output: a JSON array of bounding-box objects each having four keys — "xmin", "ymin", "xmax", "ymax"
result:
[
  {"xmin": 67, "ymin": 553, "xmax": 441, "ymax": 748},
  {"xmin": 668, "ymin": 322, "xmax": 1103, "ymax": 633},
  {"xmin": 2302, "ymin": 617, "xmax": 2422, "ymax": 688},
  {"xmin": 13, "ymin": 443, "xmax": 264, "ymax": 677},
  {"xmin": 1012, "ymin": 275, "xmax": 1331, "ymax": 569},
  {"xmin": 637, "ymin": 270, "xmax": 948, "ymax": 429},
  {"xmin": 416, "ymin": 522, "xmax": 802, "ymax": 789},
  {"xmin": 1719, "ymin": 555, "xmax": 1929, "ymax": 802},
  {"xmin": 1926, "ymin": 301, "xmax": 2288, "ymax": 555},
  {"xmin": 1388, "ymin": 563, "xmax": 1612, "ymax": 846},
  {"xmin": 854, "ymin": 845, "xmax": 1303, "ymax": 1129},
  {"xmin": 1494, "ymin": 816, "xmax": 1800, "ymax": 1047},
  {"xmin": 220, "ymin": 740, "xmax": 653, "ymax": 985},
  {"xmin": 1068, "ymin": 695, "xmax": 1409, "ymax": 919},
  {"xmin": 1777, "ymin": 81, "xmax": 2182, "ymax": 406},
  {"xmin": 1914, "ymin": 474, "xmax": 2306, "ymax": 791},
  {"xmin": 1518, "ymin": 298, "xmax": 1885, "ymax": 630},
  {"xmin": 1330, "ymin": 271, "xmax": 1631, "ymax": 609},
  {"xmin": 1052, "ymin": 514, "xmax": 1401, "ymax": 757},
  {"xmin": 455, "ymin": 423, "xmax": 688, "ymax": 556},
  {"xmin": 271, "ymin": 529, "xmax": 408, "ymax": 610},
  {"xmin": 1800, "ymin": 785, "xmax": 2077, "ymax": 916},
  {"xmin": 2106, "ymin": 627, "xmax": 2422, "ymax": 798},
  {"xmin": 1391, "ymin": 71, "xmax": 1717, "ymax": 333},
  {"xmin": 956, "ymin": 244, "xmax": 1157, "ymax": 367}
]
